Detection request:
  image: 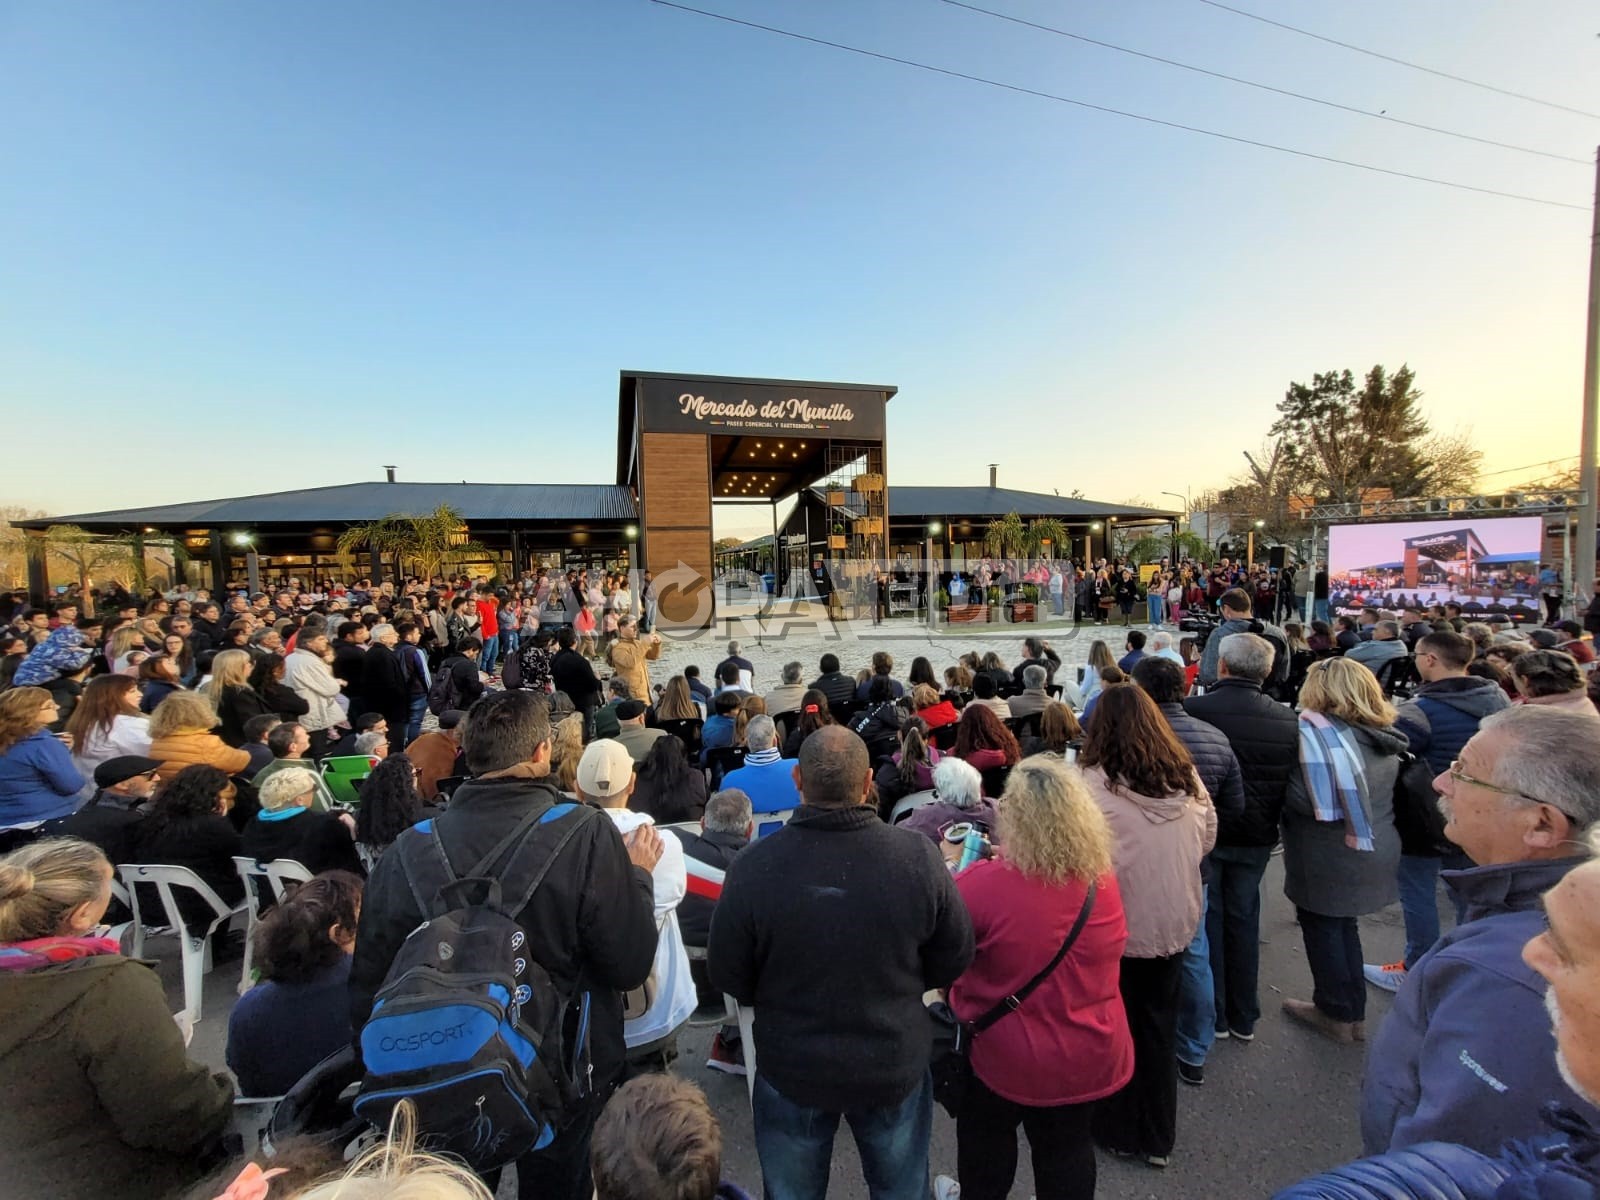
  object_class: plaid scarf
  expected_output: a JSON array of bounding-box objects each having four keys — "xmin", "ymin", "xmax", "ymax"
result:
[{"xmin": 1297, "ymin": 710, "xmax": 1375, "ymax": 852}]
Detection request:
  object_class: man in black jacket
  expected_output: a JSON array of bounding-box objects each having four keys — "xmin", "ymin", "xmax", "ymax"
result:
[
  {"xmin": 350, "ymin": 691, "xmax": 662, "ymax": 1200},
  {"xmin": 551, "ymin": 627, "xmax": 602, "ymax": 725},
  {"xmin": 709, "ymin": 726, "xmax": 973, "ymax": 1200},
  {"xmin": 190, "ymin": 602, "xmax": 227, "ymax": 656},
  {"xmin": 362, "ymin": 623, "xmax": 410, "ymax": 754},
  {"xmin": 808, "ymin": 652, "xmax": 856, "ymax": 713},
  {"xmin": 331, "ymin": 621, "xmax": 368, "ymax": 718},
  {"xmin": 1183, "ymin": 631, "xmax": 1298, "ymax": 1043}
]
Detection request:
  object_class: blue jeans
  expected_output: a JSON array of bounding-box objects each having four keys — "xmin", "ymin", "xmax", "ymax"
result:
[
  {"xmin": 1314, "ymin": 598, "xmax": 1330, "ymax": 623},
  {"xmin": 501, "ymin": 628, "xmax": 520, "ymax": 659},
  {"xmin": 1147, "ymin": 594, "xmax": 1166, "ymax": 625},
  {"xmin": 1297, "ymin": 909, "xmax": 1366, "ymax": 1023},
  {"xmin": 1175, "ymin": 891, "xmax": 1215, "ymax": 1067},
  {"xmin": 752, "ymin": 1071, "xmax": 932, "ymax": 1200},
  {"xmin": 1396, "ymin": 851, "xmax": 1472, "ymax": 968},
  {"xmin": 1206, "ymin": 844, "xmax": 1272, "ymax": 1036},
  {"xmin": 480, "ymin": 632, "xmax": 500, "ymax": 674},
  {"xmin": 405, "ymin": 694, "xmax": 428, "ymax": 745}
]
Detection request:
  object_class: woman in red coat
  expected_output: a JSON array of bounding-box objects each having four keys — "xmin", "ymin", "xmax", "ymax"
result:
[{"xmin": 940, "ymin": 757, "xmax": 1133, "ymax": 1200}]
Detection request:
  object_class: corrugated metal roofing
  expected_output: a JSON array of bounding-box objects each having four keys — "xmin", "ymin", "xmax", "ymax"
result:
[
  {"xmin": 20, "ymin": 482, "xmax": 639, "ymax": 530},
  {"xmin": 887, "ymin": 486, "xmax": 1176, "ymax": 520}
]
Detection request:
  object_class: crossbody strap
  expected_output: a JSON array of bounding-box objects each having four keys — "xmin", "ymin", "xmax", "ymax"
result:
[{"xmin": 972, "ymin": 880, "xmax": 1097, "ymax": 1033}]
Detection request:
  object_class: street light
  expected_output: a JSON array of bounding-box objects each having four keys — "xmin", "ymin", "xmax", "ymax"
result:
[{"xmin": 1249, "ymin": 518, "xmax": 1265, "ymax": 568}]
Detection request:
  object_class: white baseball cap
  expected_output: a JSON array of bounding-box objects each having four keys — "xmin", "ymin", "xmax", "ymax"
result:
[{"xmin": 576, "ymin": 739, "xmax": 635, "ymax": 799}]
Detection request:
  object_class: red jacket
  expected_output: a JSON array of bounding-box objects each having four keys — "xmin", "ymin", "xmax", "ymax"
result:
[
  {"xmin": 475, "ymin": 598, "xmax": 499, "ymax": 637},
  {"xmin": 950, "ymin": 861, "xmax": 1133, "ymax": 1106},
  {"xmin": 916, "ymin": 700, "xmax": 960, "ymax": 730}
]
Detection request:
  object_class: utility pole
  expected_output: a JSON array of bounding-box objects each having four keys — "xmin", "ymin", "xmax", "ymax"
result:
[{"xmin": 1575, "ymin": 147, "xmax": 1600, "ymax": 616}]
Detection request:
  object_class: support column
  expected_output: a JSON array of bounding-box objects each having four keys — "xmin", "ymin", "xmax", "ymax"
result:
[
  {"xmin": 130, "ymin": 534, "xmax": 147, "ymax": 594},
  {"xmin": 208, "ymin": 530, "xmax": 228, "ymax": 595},
  {"xmin": 25, "ymin": 530, "xmax": 49, "ymax": 609},
  {"xmin": 246, "ymin": 551, "xmax": 261, "ymax": 596},
  {"xmin": 368, "ymin": 547, "xmax": 382, "ymax": 586}
]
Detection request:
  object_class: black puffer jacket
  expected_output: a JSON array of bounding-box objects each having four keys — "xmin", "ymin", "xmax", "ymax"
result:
[{"xmin": 1183, "ymin": 678, "xmax": 1298, "ymax": 848}]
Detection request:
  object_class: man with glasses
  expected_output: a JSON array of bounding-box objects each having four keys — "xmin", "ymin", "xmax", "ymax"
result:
[
  {"xmin": 1366, "ymin": 631, "xmax": 1511, "ymax": 994},
  {"xmin": 1360, "ymin": 705, "xmax": 1599, "ymax": 1155}
]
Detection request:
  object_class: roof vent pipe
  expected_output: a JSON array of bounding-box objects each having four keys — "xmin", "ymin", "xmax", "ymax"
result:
[
  {"xmin": 384, "ymin": 465, "xmax": 397, "ymax": 483},
  {"xmin": 989, "ymin": 464, "xmax": 997, "ymax": 488}
]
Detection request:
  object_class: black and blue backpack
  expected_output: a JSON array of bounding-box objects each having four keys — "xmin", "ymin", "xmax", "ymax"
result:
[{"xmin": 353, "ymin": 801, "xmax": 596, "ymax": 1171}]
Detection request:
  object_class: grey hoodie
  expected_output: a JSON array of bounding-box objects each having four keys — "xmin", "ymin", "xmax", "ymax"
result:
[{"xmin": 1394, "ymin": 676, "xmax": 1511, "ymax": 775}]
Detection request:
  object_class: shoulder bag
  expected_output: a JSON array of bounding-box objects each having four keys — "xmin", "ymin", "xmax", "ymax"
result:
[{"xmin": 927, "ymin": 880, "xmax": 1097, "ymax": 1118}]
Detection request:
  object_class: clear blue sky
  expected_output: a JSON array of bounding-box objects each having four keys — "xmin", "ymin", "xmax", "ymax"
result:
[{"xmin": 2, "ymin": 1, "xmax": 1595, "ymax": 537}]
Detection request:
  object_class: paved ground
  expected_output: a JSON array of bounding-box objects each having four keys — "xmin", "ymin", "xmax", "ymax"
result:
[
  {"xmin": 167, "ymin": 855, "xmax": 1422, "ymax": 1198},
  {"xmin": 158, "ymin": 601, "xmax": 1411, "ymax": 1197}
]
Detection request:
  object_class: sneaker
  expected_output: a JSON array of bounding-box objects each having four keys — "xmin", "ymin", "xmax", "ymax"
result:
[
  {"xmin": 1364, "ymin": 960, "xmax": 1407, "ymax": 993},
  {"xmin": 705, "ymin": 1031, "xmax": 746, "ymax": 1076},
  {"xmin": 1228, "ymin": 1027, "xmax": 1255, "ymax": 1043},
  {"xmin": 1282, "ymin": 998, "xmax": 1359, "ymax": 1044},
  {"xmin": 1145, "ymin": 1155, "xmax": 1170, "ymax": 1169},
  {"xmin": 1212, "ymin": 1027, "xmax": 1230, "ymax": 1041},
  {"xmin": 933, "ymin": 1175, "xmax": 961, "ymax": 1200},
  {"xmin": 1177, "ymin": 1059, "xmax": 1204, "ymax": 1086}
]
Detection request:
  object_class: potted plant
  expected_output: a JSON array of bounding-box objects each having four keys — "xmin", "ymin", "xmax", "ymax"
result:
[
  {"xmin": 1010, "ymin": 582, "xmax": 1039, "ymax": 623},
  {"xmin": 829, "ymin": 521, "xmax": 846, "ymax": 551},
  {"xmin": 852, "ymin": 472, "xmax": 885, "ymax": 495}
]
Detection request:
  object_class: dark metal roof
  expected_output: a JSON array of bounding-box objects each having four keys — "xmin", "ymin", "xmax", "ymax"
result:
[
  {"xmin": 19, "ymin": 482, "xmax": 639, "ymax": 531},
  {"xmin": 887, "ymin": 486, "xmax": 1177, "ymax": 521}
]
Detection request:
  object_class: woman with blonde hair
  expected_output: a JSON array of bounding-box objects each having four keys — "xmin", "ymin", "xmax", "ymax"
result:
[
  {"xmin": 653, "ymin": 675, "xmax": 701, "ymax": 723},
  {"xmin": 0, "ymin": 687, "xmax": 85, "ymax": 845},
  {"xmin": 1280, "ymin": 656, "xmax": 1405, "ymax": 1043},
  {"xmin": 147, "ymin": 691, "xmax": 251, "ymax": 781},
  {"xmin": 107, "ymin": 625, "xmax": 148, "ymax": 674},
  {"xmin": 1079, "ymin": 683, "xmax": 1215, "ymax": 1167},
  {"xmin": 550, "ymin": 712, "xmax": 586, "ymax": 797},
  {"xmin": 65, "ymin": 674, "xmax": 152, "ymax": 779},
  {"xmin": 0, "ymin": 837, "xmax": 233, "ymax": 1199},
  {"xmin": 1079, "ymin": 640, "xmax": 1116, "ymax": 708},
  {"xmin": 210, "ymin": 648, "xmax": 275, "ymax": 747},
  {"xmin": 940, "ymin": 759, "xmax": 1133, "ymax": 1200}
]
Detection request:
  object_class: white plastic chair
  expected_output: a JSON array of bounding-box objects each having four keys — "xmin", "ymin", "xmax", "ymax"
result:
[
  {"xmin": 723, "ymin": 995, "xmax": 757, "ymax": 1103},
  {"xmin": 118, "ymin": 863, "xmax": 250, "ymax": 1023},
  {"xmin": 754, "ymin": 808, "xmax": 795, "ymax": 838},
  {"xmin": 232, "ymin": 857, "xmax": 274, "ymax": 994},
  {"xmin": 263, "ymin": 859, "xmax": 313, "ymax": 901},
  {"xmin": 888, "ymin": 789, "xmax": 938, "ymax": 825}
]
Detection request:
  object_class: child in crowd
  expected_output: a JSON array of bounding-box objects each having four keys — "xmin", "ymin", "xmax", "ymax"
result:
[{"xmin": 591, "ymin": 1074, "xmax": 753, "ymax": 1200}]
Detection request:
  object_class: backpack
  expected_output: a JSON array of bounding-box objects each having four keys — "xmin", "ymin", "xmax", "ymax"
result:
[
  {"xmin": 1246, "ymin": 619, "xmax": 1293, "ymax": 695},
  {"xmin": 353, "ymin": 803, "xmax": 597, "ymax": 1171},
  {"xmin": 427, "ymin": 662, "xmax": 461, "ymax": 716}
]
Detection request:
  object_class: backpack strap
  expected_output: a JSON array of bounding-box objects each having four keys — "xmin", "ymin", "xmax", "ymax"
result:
[
  {"xmin": 494, "ymin": 803, "xmax": 598, "ymax": 919},
  {"xmin": 398, "ymin": 798, "xmax": 561, "ymax": 918},
  {"xmin": 971, "ymin": 881, "xmax": 1097, "ymax": 1033}
]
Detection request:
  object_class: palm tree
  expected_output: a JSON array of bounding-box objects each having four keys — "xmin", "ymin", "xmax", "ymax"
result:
[
  {"xmin": 336, "ymin": 504, "xmax": 494, "ymax": 581},
  {"xmin": 1027, "ymin": 518, "xmax": 1069, "ymax": 559},
  {"xmin": 982, "ymin": 511, "xmax": 1028, "ymax": 559}
]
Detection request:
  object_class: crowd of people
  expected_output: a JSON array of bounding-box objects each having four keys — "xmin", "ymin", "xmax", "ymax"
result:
[{"xmin": 0, "ymin": 567, "xmax": 1598, "ymax": 1200}]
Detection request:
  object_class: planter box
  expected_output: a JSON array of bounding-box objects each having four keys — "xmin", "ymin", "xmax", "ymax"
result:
[
  {"xmin": 826, "ymin": 490, "xmax": 846, "ymax": 507},
  {"xmin": 1008, "ymin": 602, "xmax": 1037, "ymax": 623},
  {"xmin": 853, "ymin": 518, "xmax": 883, "ymax": 536},
  {"xmin": 828, "ymin": 535, "xmax": 847, "ymax": 550},
  {"xmin": 852, "ymin": 473, "xmax": 886, "ymax": 495},
  {"xmin": 948, "ymin": 604, "xmax": 989, "ymax": 624}
]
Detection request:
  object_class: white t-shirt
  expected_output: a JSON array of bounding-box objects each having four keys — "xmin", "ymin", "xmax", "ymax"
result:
[{"xmin": 603, "ymin": 807, "xmax": 697, "ymax": 1048}]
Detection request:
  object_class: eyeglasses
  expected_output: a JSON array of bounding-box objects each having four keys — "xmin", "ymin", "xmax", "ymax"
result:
[{"xmin": 1448, "ymin": 759, "xmax": 1574, "ymax": 820}]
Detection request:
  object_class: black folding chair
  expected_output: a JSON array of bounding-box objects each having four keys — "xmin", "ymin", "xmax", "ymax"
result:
[{"xmin": 704, "ymin": 746, "xmax": 747, "ymax": 791}]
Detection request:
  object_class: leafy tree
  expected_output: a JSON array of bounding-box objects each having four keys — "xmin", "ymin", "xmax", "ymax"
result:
[
  {"xmin": 336, "ymin": 505, "xmax": 494, "ymax": 580},
  {"xmin": 1026, "ymin": 518, "xmax": 1069, "ymax": 558},
  {"xmin": 983, "ymin": 511, "xmax": 1028, "ymax": 558},
  {"xmin": 713, "ymin": 536, "xmax": 746, "ymax": 552},
  {"xmin": 1271, "ymin": 365, "xmax": 1432, "ymax": 503}
]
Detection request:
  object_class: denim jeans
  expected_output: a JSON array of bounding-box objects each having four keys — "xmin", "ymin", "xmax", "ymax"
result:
[
  {"xmin": 480, "ymin": 632, "xmax": 500, "ymax": 674},
  {"xmin": 1396, "ymin": 851, "xmax": 1472, "ymax": 968},
  {"xmin": 501, "ymin": 628, "xmax": 520, "ymax": 659},
  {"xmin": 1314, "ymin": 598, "xmax": 1330, "ymax": 623},
  {"xmin": 1206, "ymin": 844, "xmax": 1272, "ymax": 1036},
  {"xmin": 405, "ymin": 694, "xmax": 428, "ymax": 745},
  {"xmin": 1147, "ymin": 595, "xmax": 1166, "ymax": 625},
  {"xmin": 752, "ymin": 1071, "xmax": 932, "ymax": 1200},
  {"xmin": 1297, "ymin": 908, "xmax": 1366, "ymax": 1023},
  {"xmin": 1175, "ymin": 891, "xmax": 1215, "ymax": 1067}
]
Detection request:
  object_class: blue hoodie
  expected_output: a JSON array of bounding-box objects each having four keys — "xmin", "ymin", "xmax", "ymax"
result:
[
  {"xmin": 1361, "ymin": 857, "xmax": 1598, "ymax": 1156},
  {"xmin": 11, "ymin": 626, "xmax": 93, "ymax": 688},
  {"xmin": 0, "ymin": 730, "xmax": 85, "ymax": 828}
]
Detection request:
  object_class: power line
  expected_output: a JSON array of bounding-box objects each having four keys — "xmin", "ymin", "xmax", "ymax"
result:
[
  {"xmin": 1194, "ymin": 0, "xmax": 1600, "ymax": 121},
  {"xmin": 1478, "ymin": 455, "xmax": 1580, "ymax": 479},
  {"xmin": 648, "ymin": 0, "xmax": 1590, "ymax": 213},
  {"xmin": 941, "ymin": 0, "xmax": 1589, "ymax": 165}
]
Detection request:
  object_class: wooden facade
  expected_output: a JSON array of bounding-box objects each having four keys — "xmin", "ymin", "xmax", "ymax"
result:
[{"xmin": 638, "ymin": 432, "xmax": 714, "ymax": 624}]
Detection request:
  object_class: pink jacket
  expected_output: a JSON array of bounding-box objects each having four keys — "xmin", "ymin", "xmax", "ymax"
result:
[{"xmin": 1081, "ymin": 765, "xmax": 1216, "ymax": 958}]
